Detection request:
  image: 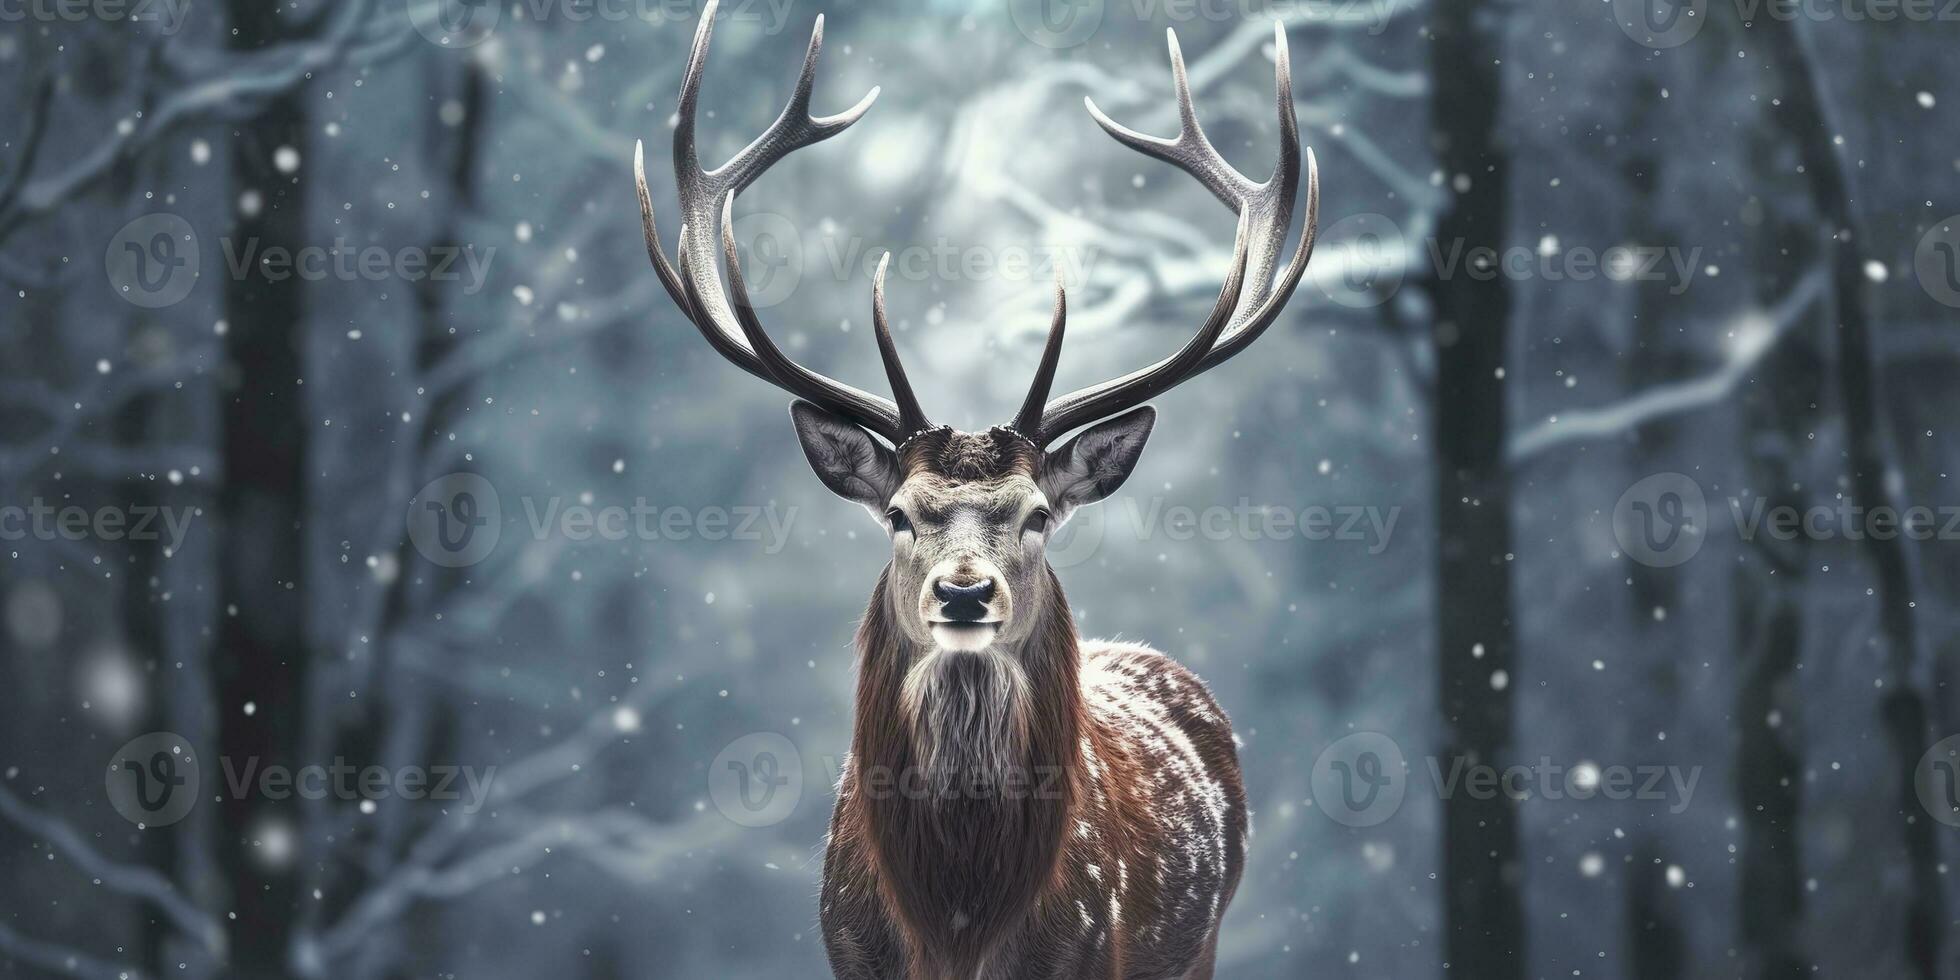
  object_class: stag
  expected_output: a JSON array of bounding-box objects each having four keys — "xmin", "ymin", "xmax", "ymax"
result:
[{"xmin": 635, "ymin": 5, "xmax": 1317, "ymax": 976}]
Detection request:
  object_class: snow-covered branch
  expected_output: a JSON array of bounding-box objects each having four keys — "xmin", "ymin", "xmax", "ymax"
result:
[
  {"xmin": 1181, "ymin": 1, "xmax": 1423, "ymax": 97},
  {"xmin": 0, "ymin": 76, "xmax": 56, "ymax": 219},
  {"xmin": 0, "ymin": 921, "xmax": 146, "ymax": 980},
  {"xmin": 301, "ymin": 807, "xmax": 737, "ymax": 972},
  {"xmin": 0, "ymin": 0, "xmax": 385, "ymax": 246},
  {"xmin": 0, "ymin": 783, "xmax": 223, "ymax": 955},
  {"xmin": 0, "ymin": 344, "xmax": 218, "ymax": 487},
  {"xmin": 300, "ymin": 681, "xmax": 702, "ymax": 972},
  {"xmin": 1508, "ymin": 264, "xmax": 1829, "ymax": 464}
]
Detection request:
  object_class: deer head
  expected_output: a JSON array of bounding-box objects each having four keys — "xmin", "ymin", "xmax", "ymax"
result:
[{"xmin": 634, "ymin": 2, "xmax": 1318, "ymax": 655}]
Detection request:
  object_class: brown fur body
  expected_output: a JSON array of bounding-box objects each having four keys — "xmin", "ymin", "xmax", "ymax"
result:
[{"xmin": 821, "ymin": 552, "xmax": 1248, "ymax": 978}]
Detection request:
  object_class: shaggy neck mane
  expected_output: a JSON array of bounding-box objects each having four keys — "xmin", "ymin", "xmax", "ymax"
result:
[{"xmin": 847, "ymin": 566, "xmax": 1085, "ymax": 975}]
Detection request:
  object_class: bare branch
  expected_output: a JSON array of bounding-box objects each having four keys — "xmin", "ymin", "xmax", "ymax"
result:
[
  {"xmin": 301, "ymin": 808, "xmax": 738, "ymax": 973},
  {"xmin": 0, "ymin": 75, "xmax": 57, "ymax": 217},
  {"xmin": 0, "ymin": 783, "xmax": 223, "ymax": 954},
  {"xmin": 304, "ymin": 684, "xmax": 703, "ymax": 970},
  {"xmin": 0, "ymin": 921, "xmax": 147, "ymax": 980},
  {"xmin": 0, "ymin": 343, "xmax": 219, "ymax": 486},
  {"xmin": 0, "ymin": 0, "xmax": 381, "ymax": 245},
  {"xmin": 1508, "ymin": 265, "xmax": 1828, "ymax": 465}
]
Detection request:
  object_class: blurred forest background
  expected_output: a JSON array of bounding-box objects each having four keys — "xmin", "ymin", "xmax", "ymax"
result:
[{"xmin": 2, "ymin": 0, "xmax": 1958, "ymax": 977}]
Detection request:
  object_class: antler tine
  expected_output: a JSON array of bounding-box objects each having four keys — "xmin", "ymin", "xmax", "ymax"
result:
[
  {"xmin": 669, "ymin": 0, "xmax": 877, "ymax": 293},
  {"xmin": 1012, "ymin": 275, "xmax": 1068, "ymax": 440},
  {"xmin": 1082, "ymin": 30, "xmax": 1258, "ymax": 214},
  {"xmin": 1083, "ymin": 23, "xmax": 1300, "ymax": 320},
  {"xmin": 634, "ymin": 141, "xmax": 699, "ymax": 331},
  {"xmin": 871, "ymin": 254, "xmax": 931, "ymax": 438},
  {"xmin": 1038, "ymin": 22, "xmax": 1312, "ymax": 445},
  {"xmin": 1037, "ymin": 212, "xmax": 1254, "ymax": 443},
  {"xmin": 641, "ymin": 3, "xmax": 914, "ymax": 439},
  {"xmin": 1187, "ymin": 147, "xmax": 1317, "ymax": 376},
  {"xmin": 1241, "ymin": 20, "xmax": 1303, "ymax": 314},
  {"xmin": 713, "ymin": 198, "xmax": 906, "ymax": 440},
  {"xmin": 717, "ymin": 13, "xmax": 881, "ymax": 194}
]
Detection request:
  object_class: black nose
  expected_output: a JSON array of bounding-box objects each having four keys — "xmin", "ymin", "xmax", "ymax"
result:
[{"xmin": 933, "ymin": 579, "xmax": 996, "ymax": 622}]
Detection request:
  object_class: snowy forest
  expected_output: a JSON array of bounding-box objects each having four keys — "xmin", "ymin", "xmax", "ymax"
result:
[{"xmin": 2, "ymin": 0, "xmax": 1957, "ymax": 976}]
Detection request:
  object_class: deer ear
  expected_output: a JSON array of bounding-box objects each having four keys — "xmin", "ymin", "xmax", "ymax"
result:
[
  {"xmin": 789, "ymin": 401, "xmax": 900, "ymax": 510},
  {"xmin": 1040, "ymin": 406, "xmax": 1155, "ymax": 519}
]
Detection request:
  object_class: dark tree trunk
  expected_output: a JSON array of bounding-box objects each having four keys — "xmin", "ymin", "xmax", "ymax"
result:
[
  {"xmin": 1626, "ymin": 837, "xmax": 1687, "ymax": 980},
  {"xmin": 214, "ymin": 0, "xmax": 311, "ymax": 972},
  {"xmin": 1613, "ymin": 74, "xmax": 1695, "ymax": 979},
  {"xmin": 118, "ymin": 374, "xmax": 175, "ymax": 974},
  {"xmin": 1424, "ymin": 2, "xmax": 1523, "ymax": 976},
  {"xmin": 340, "ymin": 57, "xmax": 487, "ymax": 980},
  {"xmin": 1752, "ymin": 17, "xmax": 1943, "ymax": 979},
  {"xmin": 1731, "ymin": 438, "xmax": 1810, "ymax": 980},
  {"xmin": 1732, "ymin": 550, "xmax": 1807, "ymax": 980},
  {"xmin": 1618, "ymin": 78, "xmax": 1689, "ymax": 637},
  {"xmin": 1730, "ymin": 67, "xmax": 1824, "ymax": 980}
]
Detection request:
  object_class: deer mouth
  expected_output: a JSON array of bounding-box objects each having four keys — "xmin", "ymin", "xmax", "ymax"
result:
[{"xmin": 930, "ymin": 621, "xmax": 999, "ymax": 652}]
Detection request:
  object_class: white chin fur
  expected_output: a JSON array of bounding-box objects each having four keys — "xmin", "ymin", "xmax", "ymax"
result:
[{"xmin": 930, "ymin": 623, "xmax": 999, "ymax": 653}]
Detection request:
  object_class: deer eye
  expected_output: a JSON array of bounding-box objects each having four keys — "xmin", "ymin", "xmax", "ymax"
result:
[
  {"xmin": 1023, "ymin": 509, "xmax": 1052, "ymax": 536},
  {"xmin": 886, "ymin": 508, "xmax": 913, "ymax": 535}
]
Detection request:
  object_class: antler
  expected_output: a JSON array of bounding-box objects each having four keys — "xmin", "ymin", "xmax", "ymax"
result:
[
  {"xmin": 1016, "ymin": 24, "xmax": 1320, "ymax": 447},
  {"xmin": 635, "ymin": 0, "xmax": 929, "ymax": 443}
]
